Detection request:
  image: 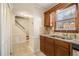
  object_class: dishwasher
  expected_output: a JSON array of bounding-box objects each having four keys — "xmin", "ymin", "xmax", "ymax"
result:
[{"xmin": 73, "ymin": 44, "xmax": 79, "ymax": 56}]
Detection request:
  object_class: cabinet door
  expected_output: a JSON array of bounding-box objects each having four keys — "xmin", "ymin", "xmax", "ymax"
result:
[
  {"xmin": 46, "ymin": 44, "xmax": 54, "ymax": 56},
  {"xmin": 44, "ymin": 12, "xmax": 50, "ymax": 26},
  {"xmin": 55, "ymin": 46, "xmax": 70, "ymax": 56},
  {"xmin": 45, "ymin": 38, "xmax": 54, "ymax": 56},
  {"xmin": 50, "ymin": 12, "xmax": 55, "ymax": 27},
  {"xmin": 40, "ymin": 36, "xmax": 46, "ymax": 54},
  {"xmin": 44, "ymin": 12, "xmax": 55, "ymax": 27}
]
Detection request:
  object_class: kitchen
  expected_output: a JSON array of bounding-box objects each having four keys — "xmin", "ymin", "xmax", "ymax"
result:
[
  {"xmin": 40, "ymin": 3, "xmax": 79, "ymax": 56},
  {"xmin": 0, "ymin": 3, "xmax": 79, "ymax": 56}
]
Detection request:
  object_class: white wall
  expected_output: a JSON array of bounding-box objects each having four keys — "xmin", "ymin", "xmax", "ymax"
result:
[
  {"xmin": 28, "ymin": 18, "xmax": 34, "ymax": 51},
  {"xmin": 13, "ymin": 24, "xmax": 26, "ymax": 44},
  {"xmin": 0, "ymin": 3, "xmax": 15, "ymax": 56},
  {"xmin": 33, "ymin": 7, "xmax": 43, "ymax": 52},
  {"xmin": 0, "ymin": 4, "xmax": 10, "ymax": 56},
  {"xmin": 0, "ymin": 3, "xmax": 1, "ymax": 55}
]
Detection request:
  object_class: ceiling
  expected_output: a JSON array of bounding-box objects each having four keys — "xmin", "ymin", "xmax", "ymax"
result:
[
  {"xmin": 13, "ymin": 3, "xmax": 57, "ymax": 17},
  {"xmin": 32, "ymin": 3, "xmax": 57, "ymax": 10}
]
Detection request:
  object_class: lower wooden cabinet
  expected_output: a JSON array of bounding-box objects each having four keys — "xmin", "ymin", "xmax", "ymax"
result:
[
  {"xmin": 40, "ymin": 36, "xmax": 54, "ymax": 56},
  {"xmin": 40, "ymin": 36, "xmax": 46, "ymax": 54},
  {"xmin": 54, "ymin": 39, "xmax": 73, "ymax": 56},
  {"xmin": 45, "ymin": 44, "xmax": 54, "ymax": 56},
  {"xmin": 40, "ymin": 36, "xmax": 73, "ymax": 56},
  {"xmin": 45, "ymin": 37, "xmax": 54, "ymax": 56},
  {"xmin": 55, "ymin": 46, "xmax": 70, "ymax": 56}
]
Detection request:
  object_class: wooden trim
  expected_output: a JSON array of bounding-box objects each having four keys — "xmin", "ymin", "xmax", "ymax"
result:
[
  {"xmin": 76, "ymin": 4, "xmax": 79, "ymax": 31},
  {"xmin": 45, "ymin": 3, "xmax": 70, "ymax": 13},
  {"xmin": 69, "ymin": 43, "xmax": 73, "ymax": 56}
]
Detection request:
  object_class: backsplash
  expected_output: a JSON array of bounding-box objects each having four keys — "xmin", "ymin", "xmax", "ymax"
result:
[{"xmin": 43, "ymin": 26, "xmax": 79, "ymax": 41}]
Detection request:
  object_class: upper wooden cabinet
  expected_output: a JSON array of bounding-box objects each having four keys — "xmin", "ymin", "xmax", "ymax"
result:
[
  {"xmin": 44, "ymin": 3, "xmax": 79, "ymax": 33},
  {"xmin": 44, "ymin": 11, "xmax": 55, "ymax": 27},
  {"xmin": 44, "ymin": 12, "xmax": 50, "ymax": 26},
  {"xmin": 44, "ymin": 4, "xmax": 69, "ymax": 27}
]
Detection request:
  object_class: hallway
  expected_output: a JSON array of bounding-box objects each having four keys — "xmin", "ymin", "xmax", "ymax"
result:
[
  {"xmin": 0, "ymin": 3, "xmax": 56, "ymax": 56},
  {"xmin": 0, "ymin": 3, "xmax": 55, "ymax": 56},
  {"xmin": 11, "ymin": 3, "xmax": 52, "ymax": 56}
]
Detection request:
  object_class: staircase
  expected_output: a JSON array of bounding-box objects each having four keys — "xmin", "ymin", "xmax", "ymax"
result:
[
  {"xmin": 15, "ymin": 20, "xmax": 26, "ymax": 33},
  {"xmin": 15, "ymin": 20, "xmax": 29, "ymax": 40}
]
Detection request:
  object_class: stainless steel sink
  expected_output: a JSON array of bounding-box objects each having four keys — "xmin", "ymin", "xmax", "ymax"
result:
[{"xmin": 50, "ymin": 35, "xmax": 65, "ymax": 39}]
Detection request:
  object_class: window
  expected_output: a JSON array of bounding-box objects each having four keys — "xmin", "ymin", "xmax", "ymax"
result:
[{"xmin": 55, "ymin": 4, "xmax": 77, "ymax": 31}]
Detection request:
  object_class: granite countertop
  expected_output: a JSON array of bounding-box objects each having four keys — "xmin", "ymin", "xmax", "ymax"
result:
[{"xmin": 41, "ymin": 34, "xmax": 79, "ymax": 45}]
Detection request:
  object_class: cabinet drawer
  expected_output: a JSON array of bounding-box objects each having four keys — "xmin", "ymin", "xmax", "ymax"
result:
[
  {"xmin": 55, "ymin": 46, "xmax": 69, "ymax": 56},
  {"xmin": 55, "ymin": 39, "xmax": 70, "ymax": 48},
  {"xmin": 46, "ymin": 37, "xmax": 54, "ymax": 44}
]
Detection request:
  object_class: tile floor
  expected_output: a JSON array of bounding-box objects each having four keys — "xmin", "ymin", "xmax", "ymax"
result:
[
  {"xmin": 13, "ymin": 42, "xmax": 45, "ymax": 56},
  {"xmin": 12, "ymin": 41, "xmax": 79, "ymax": 56}
]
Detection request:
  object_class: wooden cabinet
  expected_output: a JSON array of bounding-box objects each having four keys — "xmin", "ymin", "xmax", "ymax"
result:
[
  {"xmin": 44, "ymin": 12, "xmax": 50, "ymax": 26},
  {"xmin": 44, "ymin": 4, "xmax": 68, "ymax": 27},
  {"xmin": 54, "ymin": 39, "xmax": 72, "ymax": 56},
  {"xmin": 55, "ymin": 46, "xmax": 70, "ymax": 56},
  {"xmin": 40, "ymin": 36, "xmax": 73, "ymax": 56},
  {"xmin": 40, "ymin": 36, "xmax": 46, "ymax": 54},
  {"xmin": 45, "ymin": 37, "xmax": 54, "ymax": 56},
  {"xmin": 55, "ymin": 39, "xmax": 70, "ymax": 48},
  {"xmin": 40, "ymin": 36, "xmax": 54, "ymax": 56},
  {"xmin": 44, "ymin": 12, "xmax": 55, "ymax": 27},
  {"xmin": 50, "ymin": 12, "xmax": 56, "ymax": 27},
  {"xmin": 44, "ymin": 3, "xmax": 79, "ymax": 33}
]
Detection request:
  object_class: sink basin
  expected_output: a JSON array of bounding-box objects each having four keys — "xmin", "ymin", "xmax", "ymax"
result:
[
  {"xmin": 50, "ymin": 35, "xmax": 56, "ymax": 37},
  {"xmin": 50, "ymin": 35, "xmax": 65, "ymax": 39}
]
